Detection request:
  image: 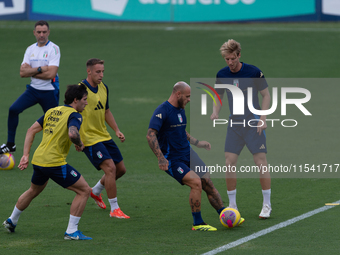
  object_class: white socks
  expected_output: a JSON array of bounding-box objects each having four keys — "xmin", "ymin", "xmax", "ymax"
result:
[
  {"xmin": 9, "ymin": 206, "xmax": 23, "ymax": 225},
  {"xmin": 262, "ymin": 189, "xmax": 271, "ymax": 207},
  {"xmin": 93, "ymin": 180, "xmax": 120, "ymax": 212},
  {"xmin": 227, "ymin": 189, "xmax": 237, "ymax": 209},
  {"xmin": 66, "ymin": 215, "xmax": 81, "ymax": 234},
  {"xmin": 108, "ymin": 197, "xmax": 119, "ymax": 211},
  {"xmin": 92, "ymin": 180, "xmax": 105, "ymax": 196},
  {"xmin": 227, "ymin": 189, "xmax": 271, "ymax": 209}
]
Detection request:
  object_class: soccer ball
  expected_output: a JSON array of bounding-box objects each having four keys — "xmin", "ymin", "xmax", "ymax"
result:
[
  {"xmin": 0, "ymin": 153, "xmax": 15, "ymax": 170},
  {"xmin": 219, "ymin": 207, "xmax": 241, "ymax": 228}
]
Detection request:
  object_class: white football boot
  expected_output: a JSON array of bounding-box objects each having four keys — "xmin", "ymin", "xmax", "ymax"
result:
[{"xmin": 259, "ymin": 204, "xmax": 272, "ymax": 219}]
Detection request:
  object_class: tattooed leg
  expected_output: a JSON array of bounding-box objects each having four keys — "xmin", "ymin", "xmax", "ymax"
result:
[
  {"xmin": 201, "ymin": 177, "xmax": 224, "ymax": 211},
  {"xmin": 190, "ymin": 198, "xmax": 201, "ymax": 213},
  {"xmin": 182, "ymin": 171, "xmax": 202, "ymax": 212}
]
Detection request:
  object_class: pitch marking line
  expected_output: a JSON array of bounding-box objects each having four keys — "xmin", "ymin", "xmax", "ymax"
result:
[{"xmin": 202, "ymin": 200, "xmax": 340, "ymax": 255}]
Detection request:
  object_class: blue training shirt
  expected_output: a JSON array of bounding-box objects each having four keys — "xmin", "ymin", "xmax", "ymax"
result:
[
  {"xmin": 216, "ymin": 62, "xmax": 268, "ymax": 121},
  {"xmin": 148, "ymin": 101, "xmax": 190, "ymax": 161}
]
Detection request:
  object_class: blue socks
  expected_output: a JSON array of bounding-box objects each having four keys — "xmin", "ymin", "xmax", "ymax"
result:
[{"xmin": 192, "ymin": 211, "xmax": 204, "ymax": 225}]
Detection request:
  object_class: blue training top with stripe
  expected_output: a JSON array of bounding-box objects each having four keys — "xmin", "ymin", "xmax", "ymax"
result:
[
  {"xmin": 148, "ymin": 101, "xmax": 190, "ymax": 161},
  {"xmin": 216, "ymin": 62, "xmax": 268, "ymax": 121}
]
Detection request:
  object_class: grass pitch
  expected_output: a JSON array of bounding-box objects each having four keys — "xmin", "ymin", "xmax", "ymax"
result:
[{"xmin": 0, "ymin": 21, "xmax": 340, "ymax": 255}]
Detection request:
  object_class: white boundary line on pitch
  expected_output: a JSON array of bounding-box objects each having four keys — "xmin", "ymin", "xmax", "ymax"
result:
[{"xmin": 202, "ymin": 200, "xmax": 340, "ymax": 255}]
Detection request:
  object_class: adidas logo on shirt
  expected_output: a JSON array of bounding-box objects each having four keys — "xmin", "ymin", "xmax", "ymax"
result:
[
  {"xmin": 156, "ymin": 113, "xmax": 162, "ymax": 119},
  {"xmin": 94, "ymin": 101, "xmax": 104, "ymax": 110}
]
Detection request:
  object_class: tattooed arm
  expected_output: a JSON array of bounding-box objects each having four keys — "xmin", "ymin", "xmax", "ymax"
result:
[
  {"xmin": 185, "ymin": 131, "xmax": 211, "ymax": 150},
  {"xmin": 69, "ymin": 126, "xmax": 84, "ymax": 151},
  {"xmin": 146, "ymin": 128, "xmax": 169, "ymax": 171}
]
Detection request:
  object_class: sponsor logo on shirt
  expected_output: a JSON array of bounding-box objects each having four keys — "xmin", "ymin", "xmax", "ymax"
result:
[{"xmin": 95, "ymin": 101, "xmax": 104, "ymax": 110}]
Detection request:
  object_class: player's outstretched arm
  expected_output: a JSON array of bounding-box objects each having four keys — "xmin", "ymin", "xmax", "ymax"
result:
[
  {"xmin": 186, "ymin": 131, "xmax": 211, "ymax": 150},
  {"xmin": 146, "ymin": 128, "xmax": 168, "ymax": 171},
  {"xmin": 18, "ymin": 121, "xmax": 43, "ymax": 170}
]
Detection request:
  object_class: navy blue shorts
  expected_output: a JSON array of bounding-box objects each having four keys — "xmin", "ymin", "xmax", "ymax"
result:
[
  {"xmin": 166, "ymin": 160, "xmax": 191, "ymax": 185},
  {"xmin": 31, "ymin": 164, "xmax": 81, "ymax": 188},
  {"xmin": 83, "ymin": 139, "xmax": 123, "ymax": 170},
  {"xmin": 190, "ymin": 148, "xmax": 209, "ymax": 178},
  {"xmin": 225, "ymin": 121, "xmax": 267, "ymax": 155},
  {"xmin": 166, "ymin": 148, "xmax": 208, "ymax": 185}
]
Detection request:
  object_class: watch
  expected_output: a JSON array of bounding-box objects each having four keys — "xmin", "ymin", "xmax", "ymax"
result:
[{"xmin": 37, "ymin": 66, "xmax": 42, "ymax": 73}]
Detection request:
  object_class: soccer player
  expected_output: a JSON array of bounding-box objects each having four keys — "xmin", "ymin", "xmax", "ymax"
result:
[
  {"xmin": 78, "ymin": 58, "xmax": 129, "ymax": 219},
  {"xmin": 1, "ymin": 20, "xmax": 60, "ymax": 154},
  {"xmin": 210, "ymin": 39, "xmax": 272, "ymax": 218},
  {"xmin": 3, "ymin": 84, "xmax": 92, "ymax": 240},
  {"xmin": 147, "ymin": 81, "xmax": 225, "ymax": 231}
]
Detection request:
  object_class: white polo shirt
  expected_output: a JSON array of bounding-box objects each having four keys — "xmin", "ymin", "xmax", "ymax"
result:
[{"xmin": 22, "ymin": 40, "xmax": 60, "ymax": 90}]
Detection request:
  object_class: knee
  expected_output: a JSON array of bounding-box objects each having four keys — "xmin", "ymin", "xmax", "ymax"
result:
[
  {"xmin": 9, "ymin": 104, "xmax": 22, "ymax": 116},
  {"xmin": 106, "ymin": 166, "xmax": 116, "ymax": 178},
  {"xmin": 225, "ymin": 158, "xmax": 237, "ymax": 166},
  {"xmin": 85, "ymin": 186, "xmax": 92, "ymax": 198},
  {"xmin": 27, "ymin": 187, "xmax": 42, "ymax": 199},
  {"xmin": 191, "ymin": 179, "xmax": 202, "ymax": 191},
  {"xmin": 117, "ymin": 166, "xmax": 126, "ymax": 177},
  {"xmin": 80, "ymin": 185, "xmax": 92, "ymax": 198},
  {"xmin": 254, "ymin": 155, "xmax": 267, "ymax": 167},
  {"xmin": 101, "ymin": 162, "xmax": 117, "ymax": 176}
]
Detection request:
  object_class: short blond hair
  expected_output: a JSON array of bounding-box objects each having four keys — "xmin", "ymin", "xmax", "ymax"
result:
[
  {"xmin": 86, "ymin": 58, "xmax": 104, "ymax": 68},
  {"xmin": 220, "ymin": 39, "xmax": 241, "ymax": 57}
]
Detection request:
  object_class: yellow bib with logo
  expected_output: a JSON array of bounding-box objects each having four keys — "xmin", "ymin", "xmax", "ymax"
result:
[
  {"xmin": 32, "ymin": 106, "xmax": 77, "ymax": 167},
  {"xmin": 79, "ymin": 82, "xmax": 111, "ymax": 146}
]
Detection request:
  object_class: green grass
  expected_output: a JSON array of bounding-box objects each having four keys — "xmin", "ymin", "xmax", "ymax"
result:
[{"xmin": 0, "ymin": 21, "xmax": 340, "ymax": 255}]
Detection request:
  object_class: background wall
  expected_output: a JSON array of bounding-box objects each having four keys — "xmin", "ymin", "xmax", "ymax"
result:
[{"xmin": 1, "ymin": 0, "xmax": 340, "ymax": 22}]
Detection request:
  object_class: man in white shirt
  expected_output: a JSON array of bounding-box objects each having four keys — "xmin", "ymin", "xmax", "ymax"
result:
[{"xmin": 1, "ymin": 20, "xmax": 61, "ymax": 154}]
